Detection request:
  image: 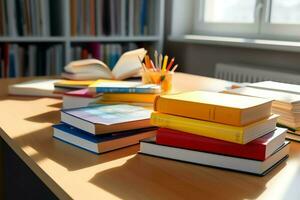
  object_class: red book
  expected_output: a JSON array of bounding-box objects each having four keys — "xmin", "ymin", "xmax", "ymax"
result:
[{"xmin": 156, "ymin": 127, "xmax": 287, "ymax": 161}]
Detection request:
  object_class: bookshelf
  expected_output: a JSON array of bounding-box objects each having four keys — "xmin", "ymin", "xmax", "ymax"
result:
[{"xmin": 0, "ymin": 0, "xmax": 165, "ymax": 78}]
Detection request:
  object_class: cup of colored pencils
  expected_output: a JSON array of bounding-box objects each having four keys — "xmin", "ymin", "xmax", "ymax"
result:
[{"xmin": 139, "ymin": 51, "xmax": 178, "ymax": 93}]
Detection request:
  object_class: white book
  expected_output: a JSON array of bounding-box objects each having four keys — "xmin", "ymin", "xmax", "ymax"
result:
[
  {"xmin": 140, "ymin": 138, "xmax": 290, "ymax": 176},
  {"xmin": 63, "ymin": 48, "xmax": 147, "ymax": 80},
  {"xmin": 9, "ymin": 79, "xmax": 62, "ymax": 97},
  {"xmin": 249, "ymin": 81, "xmax": 300, "ymax": 95}
]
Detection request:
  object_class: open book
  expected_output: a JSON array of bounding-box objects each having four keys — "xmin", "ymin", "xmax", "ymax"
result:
[{"xmin": 62, "ymin": 48, "xmax": 147, "ymax": 80}]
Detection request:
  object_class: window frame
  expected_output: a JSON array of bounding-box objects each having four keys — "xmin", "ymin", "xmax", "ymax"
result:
[{"xmin": 194, "ymin": 0, "xmax": 300, "ymax": 41}]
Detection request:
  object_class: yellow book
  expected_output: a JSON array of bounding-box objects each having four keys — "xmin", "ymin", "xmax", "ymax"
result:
[
  {"xmin": 151, "ymin": 112, "xmax": 278, "ymax": 144},
  {"xmin": 54, "ymin": 80, "xmax": 95, "ymax": 89},
  {"xmin": 154, "ymin": 91, "xmax": 272, "ymax": 126},
  {"xmin": 101, "ymin": 93, "xmax": 158, "ymax": 103}
]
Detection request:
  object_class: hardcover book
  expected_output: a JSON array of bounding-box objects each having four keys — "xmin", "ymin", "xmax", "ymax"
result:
[
  {"xmin": 140, "ymin": 138, "xmax": 290, "ymax": 176},
  {"xmin": 156, "ymin": 127, "xmax": 287, "ymax": 160},
  {"xmin": 53, "ymin": 123, "xmax": 157, "ymax": 154},
  {"xmin": 154, "ymin": 91, "xmax": 272, "ymax": 126},
  {"xmin": 61, "ymin": 104, "xmax": 153, "ymax": 135},
  {"xmin": 151, "ymin": 112, "xmax": 278, "ymax": 144}
]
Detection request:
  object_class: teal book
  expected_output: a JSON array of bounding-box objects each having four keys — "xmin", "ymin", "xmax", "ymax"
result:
[
  {"xmin": 61, "ymin": 104, "xmax": 153, "ymax": 135},
  {"xmin": 89, "ymin": 80, "xmax": 161, "ymax": 94}
]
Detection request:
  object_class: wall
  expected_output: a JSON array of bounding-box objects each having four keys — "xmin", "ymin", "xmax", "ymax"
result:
[{"xmin": 164, "ymin": 0, "xmax": 300, "ymax": 78}]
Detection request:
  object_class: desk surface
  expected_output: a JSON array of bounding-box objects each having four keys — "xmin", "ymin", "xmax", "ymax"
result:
[{"xmin": 1, "ymin": 73, "xmax": 300, "ymax": 200}]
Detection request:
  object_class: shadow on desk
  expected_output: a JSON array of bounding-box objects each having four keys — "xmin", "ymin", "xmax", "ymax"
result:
[
  {"xmin": 13, "ymin": 126, "xmax": 139, "ymax": 171},
  {"xmin": 89, "ymin": 154, "xmax": 287, "ymax": 200}
]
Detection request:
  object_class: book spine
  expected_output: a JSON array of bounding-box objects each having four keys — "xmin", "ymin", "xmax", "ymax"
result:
[
  {"xmin": 95, "ymin": 87, "xmax": 157, "ymax": 93},
  {"xmin": 154, "ymin": 96, "xmax": 242, "ymax": 126},
  {"xmin": 156, "ymin": 128, "xmax": 266, "ymax": 160},
  {"xmin": 151, "ymin": 112, "xmax": 245, "ymax": 144}
]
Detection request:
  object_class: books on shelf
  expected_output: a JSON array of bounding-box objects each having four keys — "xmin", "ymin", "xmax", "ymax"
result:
[
  {"xmin": 70, "ymin": 0, "xmax": 157, "ymax": 36},
  {"xmin": 8, "ymin": 79, "xmax": 62, "ymax": 97},
  {"xmin": 0, "ymin": 0, "xmax": 51, "ymax": 36},
  {"xmin": 140, "ymin": 91, "xmax": 289, "ymax": 175},
  {"xmin": 61, "ymin": 104, "xmax": 153, "ymax": 135},
  {"xmin": 140, "ymin": 138, "xmax": 290, "ymax": 176},
  {"xmin": 89, "ymin": 80, "xmax": 161, "ymax": 94},
  {"xmin": 0, "ymin": 43, "xmax": 64, "ymax": 78},
  {"xmin": 151, "ymin": 112, "xmax": 278, "ymax": 144},
  {"xmin": 53, "ymin": 123, "xmax": 156, "ymax": 154},
  {"xmin": 156, "ymin": 127, "xmax": 287, "ymax": 161},
  {"xmin": 62, "ymin": 88, "xmax": 102, "ymax": 109},
  {"xmin": 154, "ymin": 91, "xmax": 272, "ymax": 126},
  {"xmin": 64, "ymin": 48, "xmax": 147, "ymax": 80}
]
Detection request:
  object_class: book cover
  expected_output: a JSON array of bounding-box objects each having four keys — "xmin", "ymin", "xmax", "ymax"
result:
[
  {"xmin": 53, "ymin": 123, "xmax": 157, "ymax": 154},
  {"xmin": 151, "ymin": 112, "xmax": 278, "ymax": 144},
  {"xmin": 154, "ymin": 91, "xmax": 272, "ymax": 126},
  {"xmin": 89, "ymin": 80, "xmax": 161, "ymax": 94},
  {"xmin": 140, "ymin": 138, "xmax": 290, "ymax": 176},
  {"xmin": 61, "ymin": 104, "xmax": 153, "ymax": 134},
  {"xmin": 156, "ymin": 127, "xmax": 287, "ymax": 160}
]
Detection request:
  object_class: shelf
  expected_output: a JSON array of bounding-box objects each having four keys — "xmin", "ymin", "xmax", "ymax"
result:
[
  {"xmin": 69, "ymin": 36, "xmax": 161, "ymax": 42},
  {"xmin": 0, "ymin": 37, "xmax": 66, "ymax": 42}
]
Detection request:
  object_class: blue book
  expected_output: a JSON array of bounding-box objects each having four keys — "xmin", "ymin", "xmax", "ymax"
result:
[
  {"xmin": 61, "ymin": 104, "xmax": 154, "ymax": 135},
  {"xmin": 53, "ymin": 123, "xmax": 156, "ymax": 154},
  {"xmin": 89, "ymin": 80, "xmax": 161, "ymax": 94}
]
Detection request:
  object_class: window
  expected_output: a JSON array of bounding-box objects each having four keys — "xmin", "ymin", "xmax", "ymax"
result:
[{"xmin": 194, "ymin": 0, "xmax": 300, "ymax": 40}]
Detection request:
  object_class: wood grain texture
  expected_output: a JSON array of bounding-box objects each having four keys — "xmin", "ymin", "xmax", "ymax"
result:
[{"xmin": 0, "ymin": 73, "xmax": 299, "ymax": 200}]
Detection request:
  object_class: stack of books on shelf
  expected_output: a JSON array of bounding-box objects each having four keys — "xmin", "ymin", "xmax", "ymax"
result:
[
  {"xmin": 224, "ymin": 81, "xmax": 300, "ymax": 142},
  {"xmin": 53, "ymin": 104, "xmax": 156, "ymax": 154},
  {"xmin": 140, "ymin": 91, "xmax": 290, "ymax": 176},
  {"xmin": 70, "ymin": 0, "xmax": 156, "ymax": 36},
  {"xmin": 0, "ymin": 0, "xmax": 52, "ymax": 36},
  {"xmin": 0, "ymin": 43, "xmax": 64, "ymax": 78}
]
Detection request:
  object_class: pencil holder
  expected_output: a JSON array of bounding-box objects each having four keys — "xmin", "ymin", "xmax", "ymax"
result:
[{"xmin": 141, "ymin": 70, "xmax": 173, "ymax": 93}]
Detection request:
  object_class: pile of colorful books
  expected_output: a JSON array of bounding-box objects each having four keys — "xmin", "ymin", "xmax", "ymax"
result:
[
  {"xmin": 224, "ymin": 81, "xmax": 300, "ymax": 141},
  {"xmin": 52, "ymin": 104, "xmax": 156, "ymax": 154},
  {"xmin": 140, "ymin": 91, "xmax": 290, "ymax": 175}
]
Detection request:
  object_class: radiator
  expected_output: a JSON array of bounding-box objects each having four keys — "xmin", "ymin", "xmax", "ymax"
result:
[{"xmin": 215, "ymin": 63, "xmax": 300, "ymax": 84}]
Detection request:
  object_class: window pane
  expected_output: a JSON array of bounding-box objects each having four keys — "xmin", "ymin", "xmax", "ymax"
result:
[
  {"xmin": 204, "ymin": 0, "xmax": 256, "ymax": 23},
  {"xmin": 271, "ymin": 0, "xmax": 300, "ymax": 24}
]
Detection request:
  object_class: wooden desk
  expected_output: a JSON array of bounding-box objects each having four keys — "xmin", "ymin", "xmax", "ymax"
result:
[{"xmin": 1, "ymin": 73, "xmax": 300, "ymax": 200}]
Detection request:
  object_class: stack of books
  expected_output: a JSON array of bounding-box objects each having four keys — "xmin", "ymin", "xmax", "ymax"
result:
[
  {"xmin": 224, "ymin": 81, "xmax": 300, "ymax": 141},
  {"xmin": 53, "ymin": 104, "xmax": 156, "ymax": 154},
  {"xmin": 140, "ymin": 91, "xmax": 290, "ymax": 175}
]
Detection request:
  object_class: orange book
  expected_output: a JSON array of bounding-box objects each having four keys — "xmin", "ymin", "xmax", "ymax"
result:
[
  {"xmin": 154, "ymin": 91, "xmax": 272, "ymax": 126},
  {"xmin": 70, "ymin": 0, "xmax": 77, "ymax": 36}
]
